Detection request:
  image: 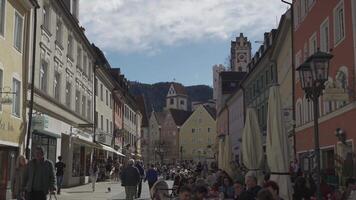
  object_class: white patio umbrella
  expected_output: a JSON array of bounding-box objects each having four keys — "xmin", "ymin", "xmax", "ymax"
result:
[
  {"xmin": 266, "ymin": 85, "xmax": 293, "ymax": 199},
  {"xmin": 242, "ymin": 108, "xmax": 264, "ymax": 183}
]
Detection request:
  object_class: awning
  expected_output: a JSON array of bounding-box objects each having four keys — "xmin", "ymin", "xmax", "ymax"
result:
[
  {"xmin": 73, "ymin": 137, "xmax": 101, "ymax": 148},
  {"xmin": 98, "ymin": 143, "xmax": 125, "ymax": 157},
  {"xmin": 33, "ymin": 130, "xmax": 61, "ymax": 138}
]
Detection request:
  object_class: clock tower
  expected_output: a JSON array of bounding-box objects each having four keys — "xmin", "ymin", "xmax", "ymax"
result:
[{"xmin": 230, "ymin": 33, "xmax": 251, "ymax": 72}]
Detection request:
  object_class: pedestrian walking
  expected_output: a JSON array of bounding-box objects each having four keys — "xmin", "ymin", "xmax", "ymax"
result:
[
  {"xmin": 11, "ymin": 155, "xmax": 27, "ymax": 200},
  {"xmin": 90, "ymin": 160, "xmax": 99, "ymax": 192},
  {"xmin": 135, "ymin": 160, "xmax": 145, "ymax": 198},
  {"xmin": 145, "ymin": 164, "xmax": 158, "ymax": 189},
  {"xmin": 120, "ymin": 159, "xmax": 141, "ymax": 200},
  {"xmin": 55, "ymin": 156, "xmax": 66, "ymax": 195},
  {"xmin": 23, "ymin": 146, "xmax": 56, "ymax": 200}
]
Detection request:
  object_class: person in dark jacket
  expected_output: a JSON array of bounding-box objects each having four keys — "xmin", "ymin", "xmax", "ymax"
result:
[
  {"xmin": 135, "ymin": 160, "xmax": 145, "ymax": 198},
  {"xmin": 23, "ymin": 146, "xmax": 56, "ymax": 200},
  {"xmin": 240, "ymin": 175, "xmax": 262, "ymax": 200},
  {"xmin": 293, "ymin": 175, "xmax": 315, "ymax": 200},
  {"xmin": 145, "ymin": 164, "xmax": 158, "ymax": 189},
  {"xmin": 121, "ymin": 159, "xmax": 141, "ymax": 200}
]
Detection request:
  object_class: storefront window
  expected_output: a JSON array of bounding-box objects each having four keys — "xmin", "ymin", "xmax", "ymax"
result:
[
  {"xmin": 86, "ymin": 149, "xmax": 91, "ymax": 176},
  {"xmin": 72, "ymin": 146, "xmax": 80, "ymax": 177},
  {"xmin": 32, "ymin": 132, "xmax": 57, "ymax": 164}
]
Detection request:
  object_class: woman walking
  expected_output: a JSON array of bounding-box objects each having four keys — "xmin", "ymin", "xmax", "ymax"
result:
[
  {"xmin": 11, "ymin": 155, "xmax": 27, "ymax": 200},
  {"xmin": 90, "ymin": 160, "xmax": 99, "ymax": 192}
]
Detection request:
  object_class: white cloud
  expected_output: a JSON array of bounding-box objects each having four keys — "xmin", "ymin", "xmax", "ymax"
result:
[{"xmin": 80, "ymin": 0, "xmax": 287, "ymax": 53}]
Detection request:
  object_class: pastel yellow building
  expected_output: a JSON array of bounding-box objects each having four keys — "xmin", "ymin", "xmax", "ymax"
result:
[
  {"xmin": 0, "ymin": 0, "xmax": 35, "ymax": 198},
  {"xmin": 179, "ymin": 105, "xmax": 216, "ymax": 161}
]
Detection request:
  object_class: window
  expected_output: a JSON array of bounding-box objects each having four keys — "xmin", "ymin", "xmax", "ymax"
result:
[
  {"xmin": 170, "ymin": 98, "xmax": 174, "ymax": 105},
  {"xmin": 53, "ymin": 71, "xmax": 60, "ymax": 100},
  {"xmin": 42, "ymin": 4, "xmax": 50, "ymax": 31},
  {"xmin": 87, "ymin": 100, "xmax": 91, "ymax": 120},
  {"xmin": 65, "ymin": 81, "xmax": 71, "ymax": 107},
  {"xmin": 106, "ymin": 119, "xmax": 109, "ymax": 132},
  {"xmin": 320, "ymin": 19, "xmax": 329, "ymax": 52},
  {"xmin": 88, "ymin": 61, "xmax": 92, "ymax": 81},
  {"xmin": 12, "ymin": 78, "xmax": 20, "ymax": 117},
  {"xmin": 109, "ymin": 94, "xmax": 112, "ymax": 108},
  {"xmin": 192, "ymin": 128, "xmax": 195, "ymax": 133},
  {"xmin": 100, "ymin": 84, "xmax": 103, "ymax": 101},
  {"xmin": 106, "ymin": 90, "xmax": 108, "ymax": 106},
  {"xmin": 77, "ymin": 47, "xmax": 82, "ymax": 69},
  {"xmin": 0, "ymin": 69, "xmax": 2, "ymax": 111},
  {"xmin": 110, "ymin": 122, "xmax": 112, "ymax": 134},
  {"xmin": 309, "ymin": 33, "xmax": 317, "ymax": 55},
  {"xmin": 14, "ymin": 12, "xmax": 23, "ymax": 52},
  {"xmin": 82, "ymin": 95, "xmax": 86, "ymax": 117},
  {"xmin": 56, "ymin": 19, "xmax": 63, "ymax": 45},
  {"xmin": 0, "ymin": 0, "xmax": 5, "ymax": 36},
  {"xmin": 40, "ymin": 60, "xmax": 48, "ymax": 92},
  {"xmin": 83, "ymin": 55, "xmax": 87, "ymax": 76},
  {"xmin": 67, "ymin": 34, "xmax": 73, "ymax": 58},
  {"xmin": 75, "ymin": 90, "xmax": 80, "ymax": 113},
  {"xmin": 100, "ymin": 115, "xmax": 103, "ymax": 130},
  {"xmin": 208, "ymin": 128, "xmax": 211, "ymax": 133},
  {"xmin": 334, "ymin": 1, "xmax": 345, "ymax": 45},
  {"xmin": 180, "ymin": 100, "xmax": 184, "ymax": 105}
]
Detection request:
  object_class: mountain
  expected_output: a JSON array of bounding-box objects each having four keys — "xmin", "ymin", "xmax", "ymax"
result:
[{"xmin": 129, "ymin": 82, "xmax": 213, "ymax": 112}]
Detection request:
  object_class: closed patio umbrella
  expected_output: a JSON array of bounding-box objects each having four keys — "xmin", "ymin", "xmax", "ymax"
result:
[
  {"xmin": 242, "ymin": 108, "xmax": 264, "ymax": 183},
  {"xmin": 266, "ymin": 85, "xmax": 292, "ymax": 199}
]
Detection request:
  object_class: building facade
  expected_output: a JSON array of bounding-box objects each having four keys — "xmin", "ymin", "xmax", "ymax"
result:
[
  {"xmin": 212, "ymin": 64, "xmax": 225, "ymax": 101},
  {"xmin": 29, "ymin": 0, "xmax": 97, "ymax": 186},
  {"xmin": 148, "ymin": 110, "xmax": 166, "ymax": 164},
  {"xmin": 123, "ymin": 96, "xmax": 141, "ymax": 158},
  {"xmin": 293, "ymin": 0, "xmax": 356, "ymax": 182},
  {"xmin": 230, "ymin": 33, "xmax": 252, "ymax": 72},
  {"xmin": 0, "ymin": 0, "xmax": 35, "ymax": 198},
  {"xmin": 179, "ymin": 105, "xmax": 216, "ymax": 162},
  {"xmin": 166, "ymin": 83, "xmax": 189, "ymax": 111}
]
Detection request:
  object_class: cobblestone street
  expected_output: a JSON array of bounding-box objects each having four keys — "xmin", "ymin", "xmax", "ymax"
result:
[{"xmin": 56, "ymin": 181, "xmax": 154, "ymax": 200}]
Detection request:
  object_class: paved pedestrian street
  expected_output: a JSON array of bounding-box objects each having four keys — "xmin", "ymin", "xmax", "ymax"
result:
[{"xmin": 57, "ymin": 180, "xmax": 173, "ymax": 200}]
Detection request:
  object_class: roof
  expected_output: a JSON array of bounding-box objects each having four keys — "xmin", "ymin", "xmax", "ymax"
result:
[
  {"xmin": 172, "ymin": 83, "xmax": 187, "ymax": 96},
  {"xmin": 203, "ymin": 105, "xmax": 217, "ymax": 120},
  {"xmin": 169, "ymin": 109, "xmax": 192, "ymax": 126},
  {"xmin": 155, "ymin": 111, "xmax": 168, "ymax": 125},
  {"xmin": 135, "ymin": 95, "xmax": 149, "ymax": 127},
  {"xmin": 220, "ymin": 72, "xmax": 246, "ymax": 94}
]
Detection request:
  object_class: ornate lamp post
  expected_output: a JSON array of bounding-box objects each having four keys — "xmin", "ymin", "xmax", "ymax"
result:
[{"xmin": 296, "ymin": 50, "xmax": 333, "ymax": 200}]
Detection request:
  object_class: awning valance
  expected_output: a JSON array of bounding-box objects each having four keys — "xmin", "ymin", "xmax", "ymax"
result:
[{"xmin": 98, "ymin": 143, "xmax": 125, "ymax": 157}]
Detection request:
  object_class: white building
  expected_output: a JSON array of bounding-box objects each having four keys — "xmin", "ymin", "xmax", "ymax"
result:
[
  {"xmin": 29, "ymin": 0, "xmax": 97, "ymax": 186},
  {"xmin": 212, "ymin": 64, "xmax": 225, "ymax": 101},
  {"xmin": 165, "ymin": 83, "xmax": 188, "ymax": 111}
]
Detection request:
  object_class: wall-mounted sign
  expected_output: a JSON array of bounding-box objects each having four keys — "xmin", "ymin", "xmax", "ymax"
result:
[{"xmin": 323, "ymin": 88, "xmax": 349, "ymax": 101}]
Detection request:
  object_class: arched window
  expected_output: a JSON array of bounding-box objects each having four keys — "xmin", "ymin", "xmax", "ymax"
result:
[
  {"xmin": 296, "ymin": 98, "xmax": 303, "ymax": 126},
  {"xmin": 336, "ymin": 67, "xmax": 348, "ymax": 108}
]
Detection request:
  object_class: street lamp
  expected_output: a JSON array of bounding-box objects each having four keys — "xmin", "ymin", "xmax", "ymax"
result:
[{"xmin": 296, "ymin": 49, "xmax": 333, "ymax": 200}]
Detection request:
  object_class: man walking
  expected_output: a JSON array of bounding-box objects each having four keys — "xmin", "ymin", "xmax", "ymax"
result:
[
  {"xmin": 23, "ymin": 146, "xmax": 56, "ymax": 200},
  {"xmin": 90, "ymin": 160, "xmax": 99, "ymax": 192},
  {"xmin": 145, "ymin": 164, "xmax": 158, "ymax": 189},
  {"xmin": 55, "ymin": 156, "xmax": 66, "ymax": 195},
  {"xmin": 121, "ymin": 159, "xmax": 141, "ymax": 200},
  {"xmin": 135, "ymin": 160, "xmax": 145, "ymax": 198}
]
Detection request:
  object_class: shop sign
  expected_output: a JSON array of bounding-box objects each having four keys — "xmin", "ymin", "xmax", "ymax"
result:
[
  {"xmin": 323, "ymin": 88, "xmax": 349, "ymax": 101},
  {"xmin": 32, "ymin": 115, "xmax": 49, "ymax": 129}
]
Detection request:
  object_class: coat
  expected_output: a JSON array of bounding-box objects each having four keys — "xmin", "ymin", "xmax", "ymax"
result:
[
  {"xmin": 23, "ymin": 159, "xmax": 56, "ymax": 194},
  {"xmin": 120, "ymin": 166, "xmax": 140, "ymax": 186}
]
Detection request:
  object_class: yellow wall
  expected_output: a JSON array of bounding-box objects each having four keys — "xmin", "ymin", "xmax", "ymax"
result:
[
  {"xmin": 0, "ymin": 0, "xmax": 29, "ymax": 146},
  {"xmin": 179, "ymin": 105, "xmax": 216, "ymax": 161}
]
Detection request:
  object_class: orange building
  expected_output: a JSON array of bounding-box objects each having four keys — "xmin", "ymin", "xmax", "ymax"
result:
[{"xmin": 294, "ymin": 0, "xmax": 356, "ymax": 181}]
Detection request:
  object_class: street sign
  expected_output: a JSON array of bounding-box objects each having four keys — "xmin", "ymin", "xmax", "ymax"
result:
[{"xmin": 323, "ymin": 88, "xmax": 349, "ymax": 101}]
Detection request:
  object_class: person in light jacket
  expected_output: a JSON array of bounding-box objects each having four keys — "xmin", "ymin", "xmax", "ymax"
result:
[
  {"xmin": 23, "ymin": 146, "xmax": 56, "ymax": 200},
  {"xmin": 90, "ymin": 160, "xmax": 99, "ymax": 192},
  {"xmin": 12, "ymin": 155, "xmax": 27, "ymax": 200}
]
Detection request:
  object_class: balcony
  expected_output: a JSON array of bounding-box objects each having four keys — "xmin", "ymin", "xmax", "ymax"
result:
[{"xmin": 95, "ymin": 129, "xmax": 113, "ymax": 146}]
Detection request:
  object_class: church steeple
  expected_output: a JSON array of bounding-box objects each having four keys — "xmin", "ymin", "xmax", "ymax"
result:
[
  {"xmin": 230, "ymin": 33, "xmax": 251, "ymax": 72},
  {"xmin": 165, "ymin": 83, "xmax": 188, "ymax": 111}
]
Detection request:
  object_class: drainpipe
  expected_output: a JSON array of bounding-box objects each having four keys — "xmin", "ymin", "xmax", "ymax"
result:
[
  {"xmin": 25, "ymin": 1, "xmax": 39, "ymax": 159},
  {"xmin": 281, "ymin": 0, "xmax": 296, "ymax": 158},
  {"xmin": 93, "ymin": 63, "xmax": 97, "ymax": 143}
]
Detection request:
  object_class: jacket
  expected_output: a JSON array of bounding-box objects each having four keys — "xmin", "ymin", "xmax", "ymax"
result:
[
  {"xmin": 145, "ymin": 168, "xmax": 158, "ymax": 183},
  {"xmin": 120, "ymin": 166, "xmax": 140, "ymax": 186},
  {"xmin": 23, "ymin": 159, "xmax": 56, "ymax": 194}
]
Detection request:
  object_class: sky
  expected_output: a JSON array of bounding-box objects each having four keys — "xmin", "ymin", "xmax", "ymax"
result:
[{"xmin": 80, "ymin": 0, "xmax": 289, "ymax": 86}]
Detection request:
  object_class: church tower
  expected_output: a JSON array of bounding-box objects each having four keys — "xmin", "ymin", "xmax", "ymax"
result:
[
  {"xmin": 230, "ymin": 33, "xmax": 251, "ymax": 72},
  {"xmin": 166, "ymin": 83, "xmax": 188, "ymax": 111}
]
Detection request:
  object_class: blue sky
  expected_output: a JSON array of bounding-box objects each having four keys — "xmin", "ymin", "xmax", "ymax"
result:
[{"xmin": 80, "ymin": 0, "xmax": 288, "ymax": 86}]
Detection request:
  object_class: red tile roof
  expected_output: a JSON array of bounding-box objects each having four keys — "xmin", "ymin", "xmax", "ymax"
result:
[{"xmin": 172, "ymin": 83, "xmax": 187, "ymax": 96}]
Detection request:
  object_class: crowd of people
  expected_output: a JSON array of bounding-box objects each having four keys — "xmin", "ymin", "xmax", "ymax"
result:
[{"xmin": 9, "ymin": 147, "xmax": 356, "ymax": 200}]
